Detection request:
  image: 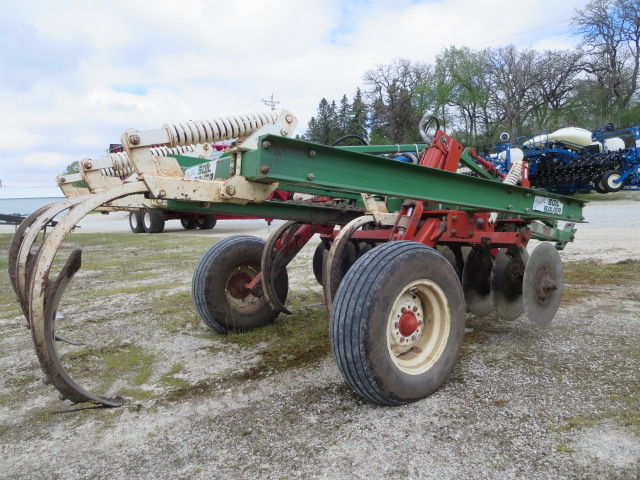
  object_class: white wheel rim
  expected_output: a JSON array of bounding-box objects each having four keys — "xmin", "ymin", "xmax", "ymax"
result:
[
  {"xmin": 386, "ymin": 279, "xmax": 451, "ymax": 375},
  {"xmin": 143, "ymin": 212, "xmax": 151, "ymax": 229},
  {"xmin": 224, "ymin": 265, "xmax": 260, "ymax": 310},
  {"xmin": 606, "ymin": 173, "xmax": 621, "ymax": 189}
]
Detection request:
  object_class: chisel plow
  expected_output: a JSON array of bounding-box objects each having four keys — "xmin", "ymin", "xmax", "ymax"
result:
[{"xmin": 8, "ymin": 110, "xmax": 585, "ymax": 406}]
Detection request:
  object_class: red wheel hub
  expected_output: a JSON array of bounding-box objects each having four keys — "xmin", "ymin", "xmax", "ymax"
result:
[
  {"xmin": 398, "ymin": 310, "xmax": 418, "ymax": 337},
  {"xmin": 228, "ymin": 272, "xmax": 252, "ymax": 299}
]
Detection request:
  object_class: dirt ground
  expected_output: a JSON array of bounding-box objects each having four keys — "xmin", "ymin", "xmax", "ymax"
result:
[{"xmin": 1, "ymin": 196, "xmax": 639, "ymax": 479}]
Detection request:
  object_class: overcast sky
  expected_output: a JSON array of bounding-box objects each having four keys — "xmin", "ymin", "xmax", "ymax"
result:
[{"xmin": 0, "ymin": 0, "xmax": 590, "ymax": 187}]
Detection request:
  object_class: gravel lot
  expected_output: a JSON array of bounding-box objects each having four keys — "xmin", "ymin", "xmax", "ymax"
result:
[{"xmin": 1, "ymin": 197, "xmax": 639, "ymax": 479}]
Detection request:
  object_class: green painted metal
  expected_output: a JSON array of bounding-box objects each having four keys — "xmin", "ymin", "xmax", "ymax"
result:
[
  {"xmin": 165, "ymin": 198, "xmax": 363, "ymax": 225},
  {"xmin": 171, "ymin": 153, "xmax": 363, "ymax": 201},
  {"xmin": 241, "ymin": 135, "xmax": 585, "ymax": 223},
  {"xmin": 529, "ymin": 220, "xmax": 577, "ymax": 250},
  {"xmin": 336, "ymin": 144, "xmax": 426, "ymax": 155},
  {"xmin": 459, "ymin": 148, "xmax": 498, "ymax": 181}
]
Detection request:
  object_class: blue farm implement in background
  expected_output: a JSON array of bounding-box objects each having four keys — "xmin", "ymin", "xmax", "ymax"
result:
[{"xmin": 486, "ymin": 123, "xmax": 640, "ymax": 195}]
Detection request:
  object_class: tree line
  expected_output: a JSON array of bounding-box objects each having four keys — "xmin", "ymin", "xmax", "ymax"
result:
[{"xmin": 303, "ymin": 0, "xmax": 640, "ymax": 152}]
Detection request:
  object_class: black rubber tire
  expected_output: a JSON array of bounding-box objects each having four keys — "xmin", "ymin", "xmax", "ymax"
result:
[
  {"xmin": 601, "ymin": 170, "xmax": 625, "ymax": 192},
  {"xmin": 593, "ymin": 180, "xmax": 607, "ymax": 194},
  {"xmin": 197, "ymin": 214, "xmax": 217, "ymax": 230},
  {"xmin": 330, "ymin": 241, "xmax": 465, "ymax": 405},
  {"xmin": 180, "ymin": 217, "xmax": 198, "ymax": 229},
  {"xmin": 312, "ymin": 242, "xmax": 328, "ymax": 285},
  {"xmin": 143, "ymin": 209, "xmax": 165, "ymax": 233},
  {"xmin": 129, "ymin": 212, "xmax": 145, "ymax": 233},
  {"xmin": 192, "ymin": 235, "xmax": 288, "ymax": 333}
]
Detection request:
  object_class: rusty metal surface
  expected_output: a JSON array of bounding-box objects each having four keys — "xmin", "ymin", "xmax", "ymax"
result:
[
  {"xmin": 14, "ymin": 198, "xmax": 89, "ymax": 325},
  {"xmin": 8, "ymin": 203, "xmax": 56, "ymax": 303},
  {"xmin": 27, "ymin": 182, "xmax": 148, "ymax": 406},
  {"xmin": 323, "ymin": 215, "xmax": 375, "ymax": 311}
]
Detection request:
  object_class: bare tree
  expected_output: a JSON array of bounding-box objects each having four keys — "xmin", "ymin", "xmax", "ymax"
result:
[
  {"xmin": 363, "ymin": 58, "xmax": 433, "ymax": 143},
  {"xmin": 483, "ymin": 46, "xmax": 547, "ymax": 136},
  {"xmin": 573, "ymin": 0, "xmax": 640, "ymax": 114},
  {"xmin": 527, "ymin": 49, "xmax": 585, "ymax": 129}
]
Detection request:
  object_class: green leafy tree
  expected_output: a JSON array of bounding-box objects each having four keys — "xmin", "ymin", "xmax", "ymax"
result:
[
  {"xmin": 305, "ymin": 98, "xmax": 339, "ymax": 145},
  {"xmin": 347, "ymin": 88, "xmax": 369, "ymax": 143},
  {"xmin": 337, "ymin": 94, "xmax": 351, "ymax": 135},
  {"xmin": 433, "ymin": 46, "xmax": 490, "ymax": 147},
  {"xmin": 63, "ymin": 161, "xmax": 89, "ymax": 189}
]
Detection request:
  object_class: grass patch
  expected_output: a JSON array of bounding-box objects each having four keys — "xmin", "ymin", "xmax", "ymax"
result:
[
  {"xmin": 562, "ymin": 259, "xmax": 640, "ymax": 304},
  {"xmin": 61, "ymin": 344, "xmax": 155, "ymax": 387},
  {"xmin": 160, "ymin": 362, "xmax": 192, "ymax": 390},
  {"xmin": 556, "ymin": 443, "xmax": 575, "ymax": 453},
  {"xmin": 33, "ymin": 410, "xmax": 54, "ymax": 423},
  {"xmin": 117, "ymin": 387, "xmax": 156, "ymax": 402},
  {"xmin": 160, "ymin": 292, "xmax": 331, "ymax": 403},
  {"xmin": 151, "ymin": 291, "xmax": 201, "ymax": 333},
  {"xmin": 564, "ymin": 259, "xmax": 640, "ymax": 286},
  {"xmin": 219, "ymin": 292, "xmax": 331, "ymax": 379},
  {"xmin": 573, "ymin": 190, "xmax": 639, "ymax": 203}
]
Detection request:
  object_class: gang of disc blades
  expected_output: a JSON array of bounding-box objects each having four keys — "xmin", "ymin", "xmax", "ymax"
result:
[
  {"xmin": 523, "ymin": 243, "xmax": 564, "ymax": 326},
  {"xmin": 462, "ymin": 246, "xmax": 494, "ymax": 317},
  {"xmin": 490, "ymin": 246, "xmax": 529, "ymax": 321}
]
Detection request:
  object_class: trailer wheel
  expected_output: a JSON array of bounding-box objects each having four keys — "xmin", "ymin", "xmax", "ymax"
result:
[
  {"xmin": 143, "ymin": 209, "xmax": 165, "ymax": 233},
  {"xmin": 197, "ymin": 214, "xmax": 217, "ymax": 230},
  {"xmin": 180, "ymin": 217, "xmax": 198, "ymax": 229},
  {"xmin": 330, "ymin": 241, "xmax": 465, "ymax": 405},
  {"xmin": 312, "ymin": 242, "xmax": 328, "ymax": 285},
  {"xmin": 129, "ymin": 212, "xmax": 145, "ymax": 233},
  {"xmin": 593, "ymin": 181, "xmax": 607, "ymax": 194},
  {"xmin": 601, "ymin": 170, "xmax": 625, "ymax": 192},
  {"xmin": 192, "ymin": 235, "xmax": 288, "ymax": 333}
]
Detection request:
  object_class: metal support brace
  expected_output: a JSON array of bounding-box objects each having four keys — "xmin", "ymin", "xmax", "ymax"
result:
[{"xmin": 242, "ymin": 135, "xmax": 585, "ymax": 223}]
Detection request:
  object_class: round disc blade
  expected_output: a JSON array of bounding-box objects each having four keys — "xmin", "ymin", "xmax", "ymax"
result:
[
  {"xmin": 490, "ymin": 247, "xmax": 529, "ymax": 321},
  {"xmin": 462, "ymin": 247, "xmax": 494, "ymax": 316},
  {"xmin": 523, "ymin": 243, "xmax": 564, "ymax": 326}
]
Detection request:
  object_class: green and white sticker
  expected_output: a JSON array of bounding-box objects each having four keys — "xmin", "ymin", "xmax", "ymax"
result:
[{"xmin": 533, "ymin": 196, "xmax": 563, "ymax": 215}]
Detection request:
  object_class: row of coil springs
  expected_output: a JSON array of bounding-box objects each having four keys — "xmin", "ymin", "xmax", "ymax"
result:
[
  {"xmin": 164, "ymin": 111, "xmax": 279, "ymax": 147},
  {"xmin": 99, "ymin": 145, "xmax": 197, "ymax": 177}
]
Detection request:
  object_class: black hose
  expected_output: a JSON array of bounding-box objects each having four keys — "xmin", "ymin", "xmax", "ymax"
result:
[{"xmin": 330, "ymin": 134, "xmax": 369, "ymax": 146}]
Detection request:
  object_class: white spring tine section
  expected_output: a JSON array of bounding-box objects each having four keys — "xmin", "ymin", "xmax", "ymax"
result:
[
  {"xmin": 194, "ymin": 120, "xmax": 207, "ymax": 143},
  {"xmin": 227, "ymin": 115, "xmax": 240, "ymax": 137},
  {"xmin": 99, "ymin": 145, "xmax": 196, "ymax": 177},
  {"xmin": 244, "ymin": 113, "xmax": 257, "ymax": 132},
  {"xmin": 209, "ymin": 117, "xmax": 221, "ymax": 141},
  {"xmin": 163, "ymin": 111, "xmax": 280, "ymax": 147},
  {"xmin": 202, "ymin": 119, "xmax": 214, "ymax": 141},
  {"xmin": 181, "ymin": 121, "xmax": 194, "ymax": 145},
  {"xmin": 220, "ymin": 116, "xmax": 232, "ymax": 140}
]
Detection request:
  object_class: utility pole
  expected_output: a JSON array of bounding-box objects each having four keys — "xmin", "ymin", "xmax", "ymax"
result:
[{"xmin": 262, "ymin": 93, "xmax": 280, "ymax": 111}]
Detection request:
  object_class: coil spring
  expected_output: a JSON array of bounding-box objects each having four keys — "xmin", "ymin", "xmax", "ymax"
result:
[
  {"xmin": 99, "ymin": 145, "xmax": 197, "ymax": 177},
  {"xmin": 163, "ymin": 111, "xmax": 279, "ymax": 147},
  {"xmin": 503, "ymin": 158, "xmax": 522, "ymax": 186}
]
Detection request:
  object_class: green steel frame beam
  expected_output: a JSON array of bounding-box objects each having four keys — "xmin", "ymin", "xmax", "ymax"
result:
[
  {"xmin": 165, "ymin": 198, "xmax": 364, "ymax": 225},
  {"xmin": 239, "ymin": 135, "xmax": 585, "ymax": 223},
  {"xmin": 336, "ymin": 144, "xmax": 426, "ymax": 155}
]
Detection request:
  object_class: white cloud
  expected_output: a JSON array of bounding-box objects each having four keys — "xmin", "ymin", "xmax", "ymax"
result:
[{"xmin": 0, "ymin": 0, "xmax": 589, "ymax": 187}]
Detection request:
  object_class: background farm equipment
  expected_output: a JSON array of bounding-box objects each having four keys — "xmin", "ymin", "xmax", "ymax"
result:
[
  {"xmin": 486, "ymin": 124, "xmax": 640, "ymax": 195},
  {"xmin": 8, "ymin": 110, "xmax": 585, "ymax": 408},
  {"xmin": 126, "ymin": 199, "xmax": 286, "ymax": 234}
]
